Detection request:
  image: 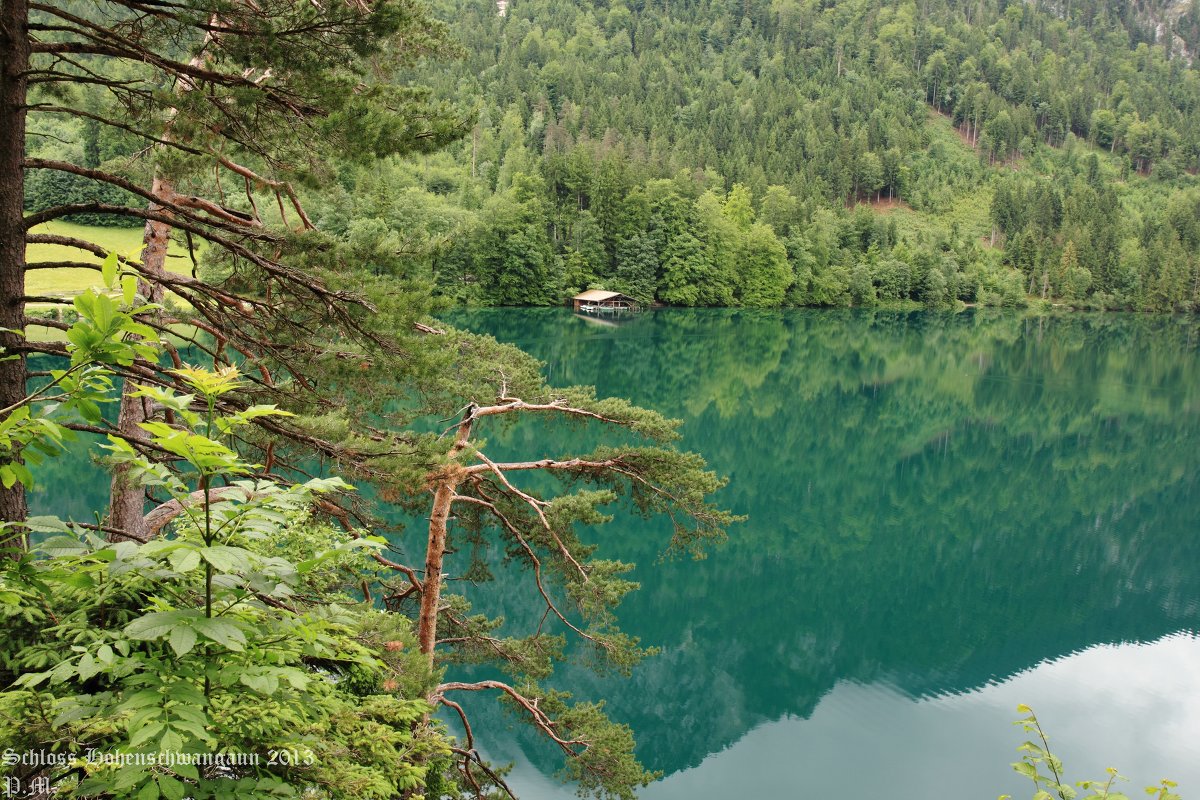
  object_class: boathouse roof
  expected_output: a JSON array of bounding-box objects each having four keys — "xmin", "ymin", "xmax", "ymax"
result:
[{"xmin": 573, "ymin": 289, "xmax": 629, "ymax": 302}]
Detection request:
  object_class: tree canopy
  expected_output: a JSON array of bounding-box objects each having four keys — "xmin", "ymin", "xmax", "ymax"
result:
[{"xmin": 1, "ymin": 0, "xmax": 736, "ymax": 796}]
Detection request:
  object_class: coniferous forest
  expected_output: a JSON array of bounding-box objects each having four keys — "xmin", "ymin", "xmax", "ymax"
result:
[
  {"xmin": 345, "ymin": 0, "xmax": 1200, "ymax": 311},
  {"xmin": 23, "ymin": 0, "xmax": 1200, "ymax": 311},
  {"xmin": 4, "ymin": 0, "xmax": 1200, "ymax": 797}
]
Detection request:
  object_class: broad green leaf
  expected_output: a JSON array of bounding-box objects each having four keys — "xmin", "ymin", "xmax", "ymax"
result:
[
  {"xmin": 173, "ymin": 764, "xmax": 199, "ymax": 781},
  {"xmin": 136, "ymin": 778, "xmax": 160, "ymax": 800},
  {"xmin": 27, "ymin": 516, "xmax": 71, "ymax": 534},
  {"xmin": 122, "ymin": 274, "xmax": 138, "ymax": 305},
  {"xmin": 238, "ymin": 672, "xmax": 278, "ymax": 695},
  {"xmin": 101, "ymin": 251, "xmax": 119, "ymax": 287},
  {"xmin": 59, "ymin": 571, "xmax": 97, "ymax": 590},
  {"xmin": 112, "ymin": 765, "xmax": 146, "ymax": 791},
  {"xmin": 39, "ymin": 535, "xmax": 89, "ymax": 556},
  {"xmin": 126, "ymin": 610, "xmax": 191, "ymax": 641},
  {"xmin": 117, "ymin": 689, "xmax": 162, "ymax": 711},
  {"xmin": 168, "ymin": 548, "xmax": 201, "ymax": 574},
  {"xmin": 192, "ymin": 617, "xmax": 246, "ymax": 651},
  {"xmin": 159, "ymin": 728, "xmax": 183, "ymax": 754},
  {"xmin": 13, "ymin": 670, "xmax": 50, "ymax": 688},
  {"xmin": 8, "ymin": 462, "xmax": 32, "ymax": 488},
  {"xmin": 52, "ymin": 702, "xmax": 97, "ymax": 728},
  {"xmin": 169, "ymin": 625, "xmax": 197, "ymax": 658},
  {"xmin": 129, "ymin": 721, "xmax": 167, "ymax": 748},
  {"xmin": 76, "ymin": 652, "xmax": 101, "ymax": 681},
  {"xmin": 170, "ymin": 719, "xmax": 212, "ymax": 745},
  {"xmin": 158, "ymin": 776, "xmax": 187, "ymax": 800},
  {"xmin": 199, "ymin": 545, "xmax": 251, "ymax": 573}
]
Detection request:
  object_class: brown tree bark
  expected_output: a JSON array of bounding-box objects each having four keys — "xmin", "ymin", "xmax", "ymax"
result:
[
  {"xmin": 0, "ymin": 0, "xmax": 30, "ymax": 541},
  {"xmin": 417, "ymin": 409, "xmax": 474, "ymax": 665},
  {"xmin": 107, "ymin": 178, "xmax": 170, "ymax": 542}
]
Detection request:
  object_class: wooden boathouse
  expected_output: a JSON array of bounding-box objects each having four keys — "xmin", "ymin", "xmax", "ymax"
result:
[{"xmin": 571, "ymin": 290, "xmax": 639, "ymax": 314}]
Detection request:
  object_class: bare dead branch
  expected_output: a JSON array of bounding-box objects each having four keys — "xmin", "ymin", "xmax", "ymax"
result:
[{"xmin": 437, "ymin": 680, "xmax": 587, "ymax": 754}]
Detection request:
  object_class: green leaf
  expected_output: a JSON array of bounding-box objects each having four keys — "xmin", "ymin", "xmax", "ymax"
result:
[
  {"xmin": 101, "ymin": 251, "xmax": 119, "ymax": 288},
  {"xmin": 0, "ymin": 466, "xmax": 15, "ymax": 489},
  {"xmin": 112, "ymin": 765, "xmax": 146, "ymax": 791},
  {"xmin": 238, "ymin": 671, "xmax": 278, "ymax": 695},
  {"xmin": 52, "ymin": 702, "xmax": 97, "ymax": 728},
  {"xmin": 8, "ymin": 462, "xmax": 32, "ymax": 488},
  {"xmin": 160, "ymin": 728, "xmax": 183, "ymax": 754},
  {"xmin": 129, "ymin": 721, "xmax": 167, "ymax": 748},
  {"xmin": 192, "ymin": 617, "xmax": 246, "ymax": 651},
  {"xmin": 136, "ymin": 778, "xmax": 160, "ymax": 800},
  {"xmin": 171, "ymin": 719, "xmax": 212, "ymax": 744},
  {"xmin": 122, "ymin": 274, "xmax": 138, "ymax": 306},
  {"xmin": 169, "ymin": 625, "xmax": 197, "ymax": 658},
  {"xmin": 126, "ymin": 610, "xmax": 192, "ymax": 641},
  {"xmin": 172, "ymin": 764, "xmax": 198, "ymax": 781},
  {"xmin": 39, "ymin": 534, "xmax": 88, "ymax": 556},
  {"xmin": 168, "ymin": 548, "xmax": 202, "ymax": 574},
  {"xmin": 1013, "ymin": 761, "xmax": 1040, "ymax": 780},
  {"xmin": 158, "ymin": 776, "xmax": 186, "ymax": 800},
  {"xmin": 200, "ymin": 545, "xmax": 251, "ymax": 573},
  {"xmin": 76, "ymin": 652, "xmax": 101, "ymax": 680}
]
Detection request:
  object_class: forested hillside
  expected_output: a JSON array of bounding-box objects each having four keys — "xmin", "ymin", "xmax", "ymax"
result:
[
  {"xmin": 406, "ymin": 0, "xmax": 1200, "ymax": 310},
  {"xmin": 25, "ymin": 0, "xmax": 1200, "ymax": 310}
]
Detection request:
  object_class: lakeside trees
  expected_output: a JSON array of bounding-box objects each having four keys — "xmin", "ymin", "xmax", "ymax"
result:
[
  {"xmin": 1, "ymin": 0, "xmax": 737, "ymax": 796},
  {"xmin": 5, "ymin": 0, "xmax": 465, "ymax": 536},
  {"xmin": 1, "ymin": 299, "xmax": 451, "ymax": 798},
  {"xmin": 332, "ymin": 0, "xmax": 1200, "ymax": 312}
]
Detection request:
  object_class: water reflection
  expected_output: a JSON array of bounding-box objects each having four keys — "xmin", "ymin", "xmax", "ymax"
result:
[
  {"xmin": 643, "ymin": 634, "xmax": 1200, "ymax": 800},
  {"xmin": 480, "ymin": 634, "xmax": 1200, "ymax": 800},
  {"xmin": 28, "ymin": 308, "xmax": 1200, "ymax": 797},
  {"xmin": 441, "ymin": 309, "xmax": 1200, "ymax": 798}
]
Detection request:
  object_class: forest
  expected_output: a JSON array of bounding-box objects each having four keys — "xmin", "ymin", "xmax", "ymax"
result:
[
  {"xmin": 23, "ymin": 0, "xmax": 1200, "ymax": 311},
  {"xmin": 409, "ymin": 0, "xmax": 1200, "ymax": 311},
  {"xmin": 3, "ymin": 0, "xmax": 1200, "ymax": 798},
  {"xmin": 421, "ymin": 0, "xmax": 1200, "ymax": 312}
]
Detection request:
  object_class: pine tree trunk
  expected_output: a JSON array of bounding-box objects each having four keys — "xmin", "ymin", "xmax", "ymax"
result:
[
  {"xmin": 417, "ymin": 411, "xmax": 474, "ymax": 666},
  {"xmin": 0, "ymin": 0, "xmax": 30, "ymax": 541},
  {"xmin": 418, "ymin": 479, "xmax": 456, "ymax": 663},
  {"xmin": 107, "ymin": 37, "xmax": 207, "ymax": 542},
  {"xmin": 107, "ymin": 178, "xmax": 171, "ymax": 542}
]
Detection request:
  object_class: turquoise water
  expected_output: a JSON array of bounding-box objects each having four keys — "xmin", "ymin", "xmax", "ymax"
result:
[
  {"xmin": 27, "ymin": 307, "xmax": 1200, "ymax": 798},
  {"xmin": 439, "ymin": 308, "xmax": 1200, "ymax": 800}
]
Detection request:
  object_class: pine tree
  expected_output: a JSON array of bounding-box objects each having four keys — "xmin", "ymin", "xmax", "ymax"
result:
[{"xmin": 3, "ymin": 0, "xmax": 465, "ymax": 534}]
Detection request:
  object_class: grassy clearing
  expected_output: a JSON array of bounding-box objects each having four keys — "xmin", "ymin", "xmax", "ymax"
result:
[
  {"xmin": 865, "ymin": 114, "xmax": 995, "ymax": 248},
  {"xmin": 26, "ymin": 220, "xmax": 196, "ymax": 297}
]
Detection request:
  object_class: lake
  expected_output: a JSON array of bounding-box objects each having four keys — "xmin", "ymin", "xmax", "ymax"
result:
[
  {"xmin": 439, "ymin": 308, "xmax": 1200, "ymax": 800},
  {"xmin": 26, "ymin": 307, "xmax": 1200, "ymax": 799}
]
